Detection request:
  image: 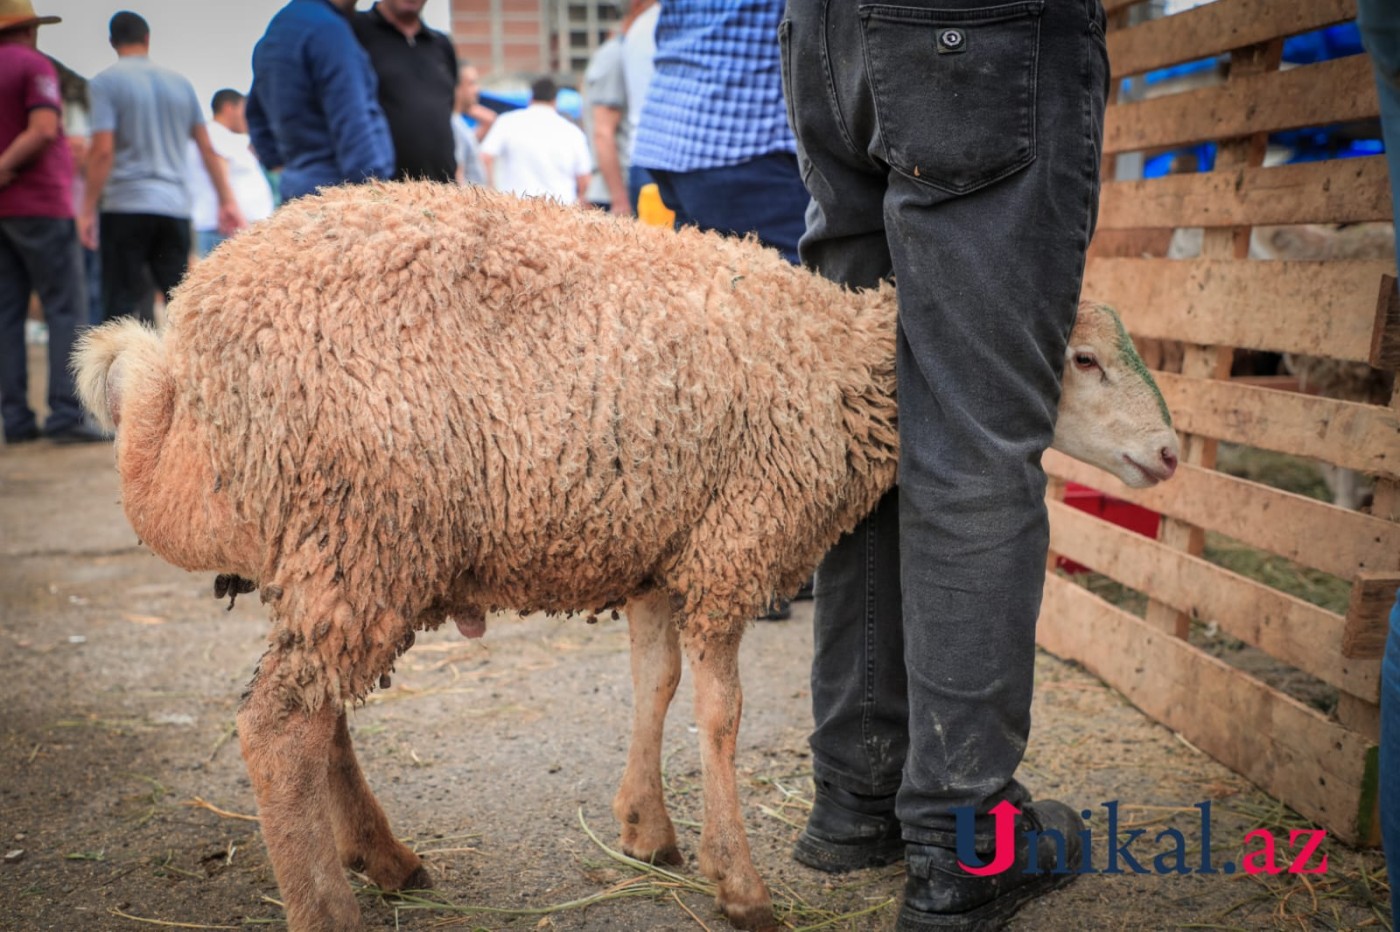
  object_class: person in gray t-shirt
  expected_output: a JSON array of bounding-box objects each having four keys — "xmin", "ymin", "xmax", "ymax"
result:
[{"xmin": 78, "ymin": 11, "xmax": 243, "ymax": 323}]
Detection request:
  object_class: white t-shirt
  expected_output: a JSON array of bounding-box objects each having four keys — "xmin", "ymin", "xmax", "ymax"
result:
[
  {"xmin": 186, "ymin": 121, "xmax": 275, "ymax": 232},
  {"xmin": 479, "ymin": 104, "xmax": 591, "ymax": 204}
]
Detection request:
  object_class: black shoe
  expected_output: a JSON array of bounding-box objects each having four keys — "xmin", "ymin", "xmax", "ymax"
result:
[
  {"xmin": 793, "ymin": 780, "xmax": 902, "ymax": 873},
  {"xmin": 46, "ymin": 422, "xmax": 112, "ymax": 444},
  {"xmin": 897, "ymin": 800, "xmax": 1083, "ymax": 931},
  {"xmin": 4, "ymin": 425, "xmax": 41, "ymax": 445},
  {"xmin": 758, "ymin": 596, "xmax": 791, "ymax": 621}
]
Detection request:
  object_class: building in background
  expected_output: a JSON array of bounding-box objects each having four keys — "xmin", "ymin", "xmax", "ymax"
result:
[{"xmin": 450, "ymin": 0, "xmax": 618, "ymax": 84}]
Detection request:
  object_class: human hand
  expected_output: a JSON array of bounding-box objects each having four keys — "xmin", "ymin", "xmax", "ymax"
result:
[
  {"xmin": 78, "ymin": 209, "xmax": 97, "ymax": 250},
  {"xmin": 217, "ymin": 202, "xmax": 246, "ymax": 237},
  {"xmin": 610, "ymin": 199, "xmax": 632, "ymax": 217}
]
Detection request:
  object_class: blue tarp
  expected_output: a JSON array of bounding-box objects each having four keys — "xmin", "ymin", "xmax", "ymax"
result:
[{"xmin": 479, "ymin": 88, "xmax": 584, "ymax": 123}]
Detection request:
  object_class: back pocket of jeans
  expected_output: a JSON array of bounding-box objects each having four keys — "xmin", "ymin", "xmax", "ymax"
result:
[{"xmin": 859, "ymin": 0, "xmax": 1043, "ymax": 195}]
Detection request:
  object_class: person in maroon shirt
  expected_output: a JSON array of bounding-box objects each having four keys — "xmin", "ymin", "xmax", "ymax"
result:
[{"xmin": 0, "ymin": 0, "xmax": 105, "ymax": 444}]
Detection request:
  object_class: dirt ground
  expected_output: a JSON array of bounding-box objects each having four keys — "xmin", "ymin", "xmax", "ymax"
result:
[{"xmin": 0, "ymin": 380, "xmax": 1392, "ymax": 930}]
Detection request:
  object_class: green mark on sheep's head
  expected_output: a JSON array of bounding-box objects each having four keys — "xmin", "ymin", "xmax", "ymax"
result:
[{"xmin": 1102, "ymin": 304, "xmax": 1172, "ymax": 428}]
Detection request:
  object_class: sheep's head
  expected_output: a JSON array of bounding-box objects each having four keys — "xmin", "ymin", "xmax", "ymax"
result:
[{"xmin": 1053, "ymin": 302, "xmax": 1180, "ymax": 488}]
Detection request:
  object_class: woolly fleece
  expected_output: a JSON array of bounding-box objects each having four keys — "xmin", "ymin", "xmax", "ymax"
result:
[{"xmin": 81, "ymin": 181, "xmax": 899, "ymax": 710}]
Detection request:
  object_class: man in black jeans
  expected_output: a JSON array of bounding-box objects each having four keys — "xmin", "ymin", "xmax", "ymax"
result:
[
  {"xmin": 79, "ymin": 11, "xmax": 242, "ymax": 324},
  {"xmin": 782, "ymin": 2, "xmax": 1109, "ymax": 927}
]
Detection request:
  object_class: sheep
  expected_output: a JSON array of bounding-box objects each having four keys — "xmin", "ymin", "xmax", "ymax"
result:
[{"xmin": 76, "ymin": 181, "xmax": 1179, "ymax": 932}]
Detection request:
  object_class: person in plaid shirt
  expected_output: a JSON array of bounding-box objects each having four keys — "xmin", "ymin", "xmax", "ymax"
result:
[{"xmin": 630, "ymin": 0, "xmax": 807, "ymax": 266}]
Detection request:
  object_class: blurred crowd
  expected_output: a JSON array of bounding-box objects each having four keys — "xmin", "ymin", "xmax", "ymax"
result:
[{"xmin": 2, "ymin": 0, "xmax": 721, "ymax": 448}]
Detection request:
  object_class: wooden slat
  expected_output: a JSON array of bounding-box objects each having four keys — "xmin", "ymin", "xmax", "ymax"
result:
[
  {"xmin": 1044, "ymin": 453, "xmax": 1400, "ymax": 580},
  {"xmin": 1049, "ymin": 500, "xmax": 1380, "ymax": 696},
  {"xmin": 1038, "ymin": 574, "xmax": 1378, "ymax": 844},
  {"xmin": 1102, "ymin": 0, "xmax": 1141, "ymax": 16},
  {"xmin": 1097, "ymin": 157, "xmax": 1393, "ymax": 230},
  {"xmin": 1373, "ymin": 275, "xmax": 1400, "ymax": 371},
  {"xmin": 1086, "ymin": 228, "xmax": 1174, "ymax": 259},
  {"xmin": 1344, "ymin": 573, "xmax": 1400, "ymax": 659},
  {"xmin": 1106, "ymin": 56, "xmax": 1377, "ymax": 155},
  {"xmin": 1154, "ymin": 371, "xmax": 1400, "ymax": 478},
  {"xmin": 1086, "ymin": 257, "xmax": 1393, "ymax": 362},
  {"xmin": 1106, "ymin": 0, "xmax": 1356, "ymax": 77}
]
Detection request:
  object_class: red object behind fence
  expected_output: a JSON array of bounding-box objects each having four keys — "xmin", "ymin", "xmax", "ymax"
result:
[{"xmin": 1055, "ymin": 483, "xmax": 1162, "ymax": 575}]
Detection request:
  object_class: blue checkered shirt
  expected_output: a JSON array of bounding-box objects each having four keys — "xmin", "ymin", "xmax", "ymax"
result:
[{"xmin": 631, "ymin": 0, "xmax": 797, "ymax": 172}]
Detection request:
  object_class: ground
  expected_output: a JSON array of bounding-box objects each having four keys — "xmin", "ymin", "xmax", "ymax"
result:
[{"xmin": 0, "ymin": 416, "xmax": 1391, "ymax": 931}]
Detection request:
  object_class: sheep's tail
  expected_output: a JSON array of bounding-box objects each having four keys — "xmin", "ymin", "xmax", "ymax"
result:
[{"xmin": 74, "ymin": 318, "xmax": 170, "ymax": 434}]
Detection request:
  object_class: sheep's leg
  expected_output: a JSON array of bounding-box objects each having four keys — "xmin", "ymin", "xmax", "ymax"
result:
[
  {"xmin": 238, "ymin": 661, "xmax": 361, "ymax": 932},
  {"xmin": 613, "ymin": 590, "xmax": 683, "ymax": 865},
  {"xmin": 327, "ymin": 709, "xmax": 430, "ymax": 891},
  {"xmin": 683, "ymin": 628, "xmax": 775, "ymax": 932}
]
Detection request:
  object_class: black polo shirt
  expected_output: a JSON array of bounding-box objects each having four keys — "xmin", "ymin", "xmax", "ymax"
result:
[{"xmin": 353, "ymin": 4, "xmax": 458, "ymax": 183}]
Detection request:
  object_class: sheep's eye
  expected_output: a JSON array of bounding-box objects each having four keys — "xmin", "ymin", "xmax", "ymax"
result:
[{"xmin": 1073, "ymin": 353, "xmax": 1099, "ymax": 371}]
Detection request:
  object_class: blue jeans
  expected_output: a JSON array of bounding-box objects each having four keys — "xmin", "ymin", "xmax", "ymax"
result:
[
  {"xmin": 649, "ymin": 151, "xmax": 810, "ymax": 265},
  {"xmin": 0, "ymin": 217, "xmax": 88, "ymax": 438},
  {"xmin": 195, "ymin": 228, "xmax": 226, "ymax": 258},
  {"xmin": 783, "ymin": 0, "xmax": 1108, "ymax": 843},
  {"xmin": 82, "ymin": 245, "xmax": 103, "ymax": 326},
  {"xmin": 1357, "ymin": 0, "xmax": 1400, "ymax": 917}
]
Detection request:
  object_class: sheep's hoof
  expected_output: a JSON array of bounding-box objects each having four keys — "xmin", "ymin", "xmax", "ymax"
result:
[
  {"xmin": 399, "ymin": 864, "xmax": 433, "ymax": 891},
  {"xmin": 622, "ymin": 841, "xmax": 683, "ymax": 867},
  {"xmin": 358, "ymin": 851, "xmax": 431, "ymax": 892},
  {"xmin": 720, "ymin": 900, "xmax": 778, "ymax": 932}
]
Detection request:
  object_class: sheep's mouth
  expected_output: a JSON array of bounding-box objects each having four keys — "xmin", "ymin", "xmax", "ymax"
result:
[{"xmin": 1123, "ymin": 455, "xmax": 1169, "ymax": 486}]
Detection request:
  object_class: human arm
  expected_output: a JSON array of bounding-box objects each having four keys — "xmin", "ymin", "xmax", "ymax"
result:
[
  {"xmin": 591, "ymin": 105, "xmax": 629, "ymax": 214},
  {"xmin": 245, "ymin": 83, "xmax": 283, "ymax": 172},
  {"xmin": 469, "ymin": 104, "xmax": 495, "ymax": 142},
  {"xmin": 307, "ymin": 23, "xmax": 395, "ymax": 182},
  {"xmin": 571, "ymin": 125, "xmax": 592, "ymax": 207},
  {"xmin": 78, "ymin": 129, "xmax": 113, "ymax": 250},
  {"xmin": 0, "ymin": 105, "xmax": 59, "ymax": 188},
  {"xmin": 478, "ymin": 122, "xmax": 503, "ymax": 189},
  {"xmin": 191, "ymin": 123, "xmax": 246, "ymax": 235}
]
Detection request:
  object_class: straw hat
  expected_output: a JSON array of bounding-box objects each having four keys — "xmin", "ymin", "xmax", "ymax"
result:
[{"xmin": 0, "ymin": 0, "xmax": 61, "ymax": 32}]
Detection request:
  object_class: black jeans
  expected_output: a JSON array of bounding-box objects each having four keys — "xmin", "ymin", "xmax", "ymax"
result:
[
  {"xmin": 99, "ymin": 211, "xmax": 191, "ymax": 323},
  {"xmin": 0, "ymin": 216, "xmax": 88, "ymax": 438},
  {"xmin": 782, "ymin": 0, "xmax": 1108, "ymax": 844}
]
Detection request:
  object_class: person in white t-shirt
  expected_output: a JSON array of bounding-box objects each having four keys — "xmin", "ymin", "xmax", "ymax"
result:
[
  {"xmin": 479, "ymin": 77, "xmax": 590, "ymax": 206},
  {"xmin": 186, "ymin": 88, "xmax": 274, "ymax": 257}
]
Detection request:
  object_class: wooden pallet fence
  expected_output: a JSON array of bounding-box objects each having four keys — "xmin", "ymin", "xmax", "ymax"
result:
[{"xmin": 1041, "ymin": 0, "xmax": 1397, "ymax": 845}]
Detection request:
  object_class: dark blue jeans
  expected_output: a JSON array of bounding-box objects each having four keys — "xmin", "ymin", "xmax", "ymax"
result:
[
  {"xmin": 627, "ymin": 164, "xmax": 655, "ymax": 220},
  {"xmin": 1382, "ymin": 590, "xmax": 1400, "ymax": 922},
  {"xmin": 783, "ymin": 0, "xmax": 1109, "ymax": 843},
  {"xmin": 0, "ymin": 216, "xmax": 88, "ymax": 438},
  {"xmin": 649, "ymin": 151, "xmax": 810, "ymax": 265}
]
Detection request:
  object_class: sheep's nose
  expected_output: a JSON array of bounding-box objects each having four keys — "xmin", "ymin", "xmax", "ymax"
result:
[{"xmin": 1160, "ymin": 446, "xmax": 1178, "ymax": 478}]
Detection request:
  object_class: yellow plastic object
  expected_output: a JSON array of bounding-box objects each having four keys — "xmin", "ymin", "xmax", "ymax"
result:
[{"xmin": 636, "ymin": 183, "xmax": 676, "ymax": 227}]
